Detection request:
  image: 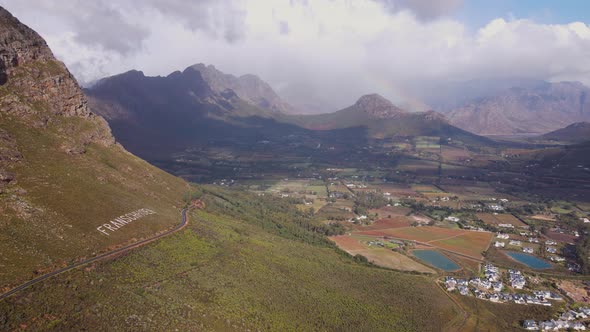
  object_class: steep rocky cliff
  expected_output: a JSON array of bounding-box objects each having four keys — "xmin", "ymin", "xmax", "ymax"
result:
[
  {"xmin": 0, "ymin": 6, "xmax": 188, "ymax": 290},
  {"xmin": 0, "ymin": 8, "xmax": 114, "ymax": 153}
]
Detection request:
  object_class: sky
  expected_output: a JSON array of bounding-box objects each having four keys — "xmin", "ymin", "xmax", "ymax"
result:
[{"xmin": 1, "ymin": 0, "xmax": 589, "ymax": 112}]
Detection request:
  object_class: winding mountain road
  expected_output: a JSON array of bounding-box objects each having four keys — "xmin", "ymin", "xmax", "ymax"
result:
[{"xmin": 0, "ymin": 208, "xmax": 188, "ymax": 301}]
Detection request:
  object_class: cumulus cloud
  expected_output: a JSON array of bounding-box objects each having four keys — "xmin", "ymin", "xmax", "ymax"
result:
[
  {"xmin": 1, "ymin": 0, "xmax": 589, "ymax": 112},
  {"xmin": 141, "ymin": 0, "xmax": 247, "ymax": 42},
  {"xmin": 375, "ymin": 0, "xmax": 464, "ymax": 20}
]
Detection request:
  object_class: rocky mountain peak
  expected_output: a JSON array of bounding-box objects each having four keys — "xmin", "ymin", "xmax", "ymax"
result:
[
  {"xmin": 353, "ymin": 94, "xmax": 406, "ymax": 118},
  {"xmin": 0, "ymin": 6, "xmax": 114, "ymax": 152},
  {"xmin": 0, "ymin": 7, "xmax": 54, "ymax": 80},
  {"xmin": 188, "ymin": 63, "xmax": 296, "ymax": 113}
]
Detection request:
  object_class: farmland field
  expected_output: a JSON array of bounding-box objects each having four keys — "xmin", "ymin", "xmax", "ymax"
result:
[
  {"xmin": 359, "ymin": 217, "xmax": 413, "ymax": 230},
  {"xmin": 369, "ymin": 206, "xmax": 412, "ymax": 218},
  {"xmin": 414, "ymin": 136, "xmax": 440, "ymax": 149},
  {"xmin": 357, "ymin": 226, "xmax": 493, "ymax": 259},
  {"xmin": 328, "ymin": 235, "xmax": 435, "ymax": 273},
  {"xmin": 329, "ymin": 235, "xmax": 366, "ymax": 251},
  {"xmin": 266, "ymin": 179, "xmax": 327, "ymax": 197},
  {"xmin": 546, "ymin": 231, "xmax": 577, "ymax": 244},
  {"xmin": 477, "ymin": 213, "xmax": 527, "ymax": 228},
  {"xmin": 373, "ymin": 184, "xmax": 420, "ymax": 198},
  {"xmin": 358, "ymin": 226, "xmax": 465, "ymax": 242},
  {"xmin": 412, "ymin": 184, "xmax": 443, "ymax": 193},
  {"xmin": 530, "ymin": 214, "xmax": 556, "ymax": 221},
  {"xmin": 396, "ymin": 159, "xmax": 439, "ymax": 172},
  {"xmin": 441, "ymin": 146, "xmax": 471, "ymax": 162},
  {"xmin": 347, "ymin": 248, "xmax": 435, "ymax": 273},
  {"xmin": 429, "ymin": 232, "xmax": 494, "ymax": 258}
]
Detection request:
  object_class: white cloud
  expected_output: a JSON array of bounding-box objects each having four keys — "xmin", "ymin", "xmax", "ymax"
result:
[
  {"xmin": 375, "ymin": 0, "xmax": 464, "ymax": 20},
  {"xmin": 1, "ymin": 0, "xmax": 589, "ymax": 112}
]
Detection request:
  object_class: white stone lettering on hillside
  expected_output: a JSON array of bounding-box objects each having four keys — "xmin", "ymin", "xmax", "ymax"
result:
[{"xmin": 96, "ymin": 208, "xmax": 156, "ymax": 236}]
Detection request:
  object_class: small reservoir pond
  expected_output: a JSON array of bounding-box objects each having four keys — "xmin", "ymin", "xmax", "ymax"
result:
[
  {"xmin": 412, "ymin": 250, "xmax": 459, "ymax": 271},
  {"xmin": 506, "ymin": 252, "xmax": 552, "ymax": 269}
]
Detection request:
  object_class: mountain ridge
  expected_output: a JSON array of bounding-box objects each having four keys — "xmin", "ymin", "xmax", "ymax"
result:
[
  {"xmin": 288, "ymin": 93, "xmax": 483, "ymax": 142},
  {"xmin": 189, "ymin": 63, "xmax": 296, "ymax": 114},
  {"xmin": 447, "ymin": 81, "xmax": 590, "ymax": 135},
  {"xmin": 541, "ymin": 121, "xmax": 590, "ymax": 143}
]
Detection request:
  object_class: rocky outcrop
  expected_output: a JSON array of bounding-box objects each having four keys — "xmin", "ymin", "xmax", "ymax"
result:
[
  {"xmin": 0, "ymin": 6, "xmax": 115, "ymax": 150},
  {"xmin": 0, "ymin": 128, "xmax": 21, "ymax": 162},
  {"xmin": 0, "ymin": 8, "xmax": 54, "ymax": 78},
  {"xmin": 190, "ymin": 63, "xmax": 296, "ymax": 113},
  {"xmin": 0, "ymin": 128, "xmax": 19, "ymax": 186}
]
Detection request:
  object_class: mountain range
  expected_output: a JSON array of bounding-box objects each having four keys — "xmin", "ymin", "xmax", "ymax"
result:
[
  {"xmin": 85, "ymin": 67, "xmax": 314, "ymax": 159},
  {"xmin": 86, "ymin": 67, "xmax": 488, "ymax": 162},
  {"xmin": 445, "ymin": 81, "xmax": 590, "ymax": 135},
  {"xmin": 289, "ymin": 93, "xmax": 485, "ymax": 142}
]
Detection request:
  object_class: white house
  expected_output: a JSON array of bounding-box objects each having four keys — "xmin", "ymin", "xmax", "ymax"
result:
[
  {"xmin": 523, "ymin": 320, "xmax": 539, "ymax": 330},
  {"xmin": 573, "ymin": 321, "xmax": 587, "ymax": 331},
  {"xmin": 523, "ymin": 247, "xmax": 534, "ymax": 254}
]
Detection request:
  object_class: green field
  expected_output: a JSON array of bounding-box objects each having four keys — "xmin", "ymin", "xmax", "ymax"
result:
[{"xmin": 414, "ymin": 136, "xmax": 440, "ymax": 149}]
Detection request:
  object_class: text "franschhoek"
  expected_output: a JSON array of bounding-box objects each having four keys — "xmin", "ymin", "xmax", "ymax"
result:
[{"xmin": 97, "ymin": 208, "xmax": 156, "ymax": 236}]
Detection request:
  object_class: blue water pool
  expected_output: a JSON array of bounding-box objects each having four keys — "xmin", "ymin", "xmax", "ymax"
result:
[
  {"xmin": 412, "ymin": 250, "xmax": 460, "ymax": 271},
  {"xmin": 506, "ymin": 252, "xmax": 552, "ymax": 269}
]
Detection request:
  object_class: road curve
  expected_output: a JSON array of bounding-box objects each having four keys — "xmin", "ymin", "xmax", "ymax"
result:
[{"xmin": 0, "ymin": 208, "xmax": 188, "ymax": 301}]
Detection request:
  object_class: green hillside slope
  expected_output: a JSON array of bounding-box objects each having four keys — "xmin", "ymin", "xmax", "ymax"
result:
[
  {"xmin": 0, "ymin": 187, "xmax": 461, "ymax": 331},
  {"xmin": 0, "ymin": 7, "xmax": 189, "ymax": 290},
  {"xmin": 0, "ymin": 187, "xmax": 556, "ymax": 331}
]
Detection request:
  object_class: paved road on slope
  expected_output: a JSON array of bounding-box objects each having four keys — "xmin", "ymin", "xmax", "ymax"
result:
[{"xmin": 0, "ymin": 208, "xmax": 188, "ymax": 301}]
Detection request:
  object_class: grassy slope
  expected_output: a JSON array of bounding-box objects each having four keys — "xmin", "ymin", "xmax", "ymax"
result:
[
  {"xmin": 456, "ymin": 296, "xmax": 561, "ymax": 331},
  {"xmin": 0, "ymin": 187, "xmax": 558, "ymax": 331},
  {"xmin": 0, "ymin": 187, "xmax": 460, "ymax": 331},
  {"xmin": 0, "ymin": 61, "xmax": 190, "ymax": 289}
]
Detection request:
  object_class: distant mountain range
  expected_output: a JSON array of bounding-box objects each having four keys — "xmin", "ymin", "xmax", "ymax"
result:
[
  {"xmin": 445, "ymin": 81, "xmax": 590, "ymax": 135},
  {"xmin": 86, "ymin": 66, "xmax": 489, "ymax": 159},
  {"xmin": 289, "ymin": 93, "xmax": 484, "ymax": 142},
  {"xmin": 415, "ymin": 77, "xmax": 547, "ymax": 113},
  {"xmin": 86, "ymin": 66, "xmax": 314, "ymax": 157},
  {"xmin": 91, "ymin": 63, "xmax": 590, "ymax": 138}
]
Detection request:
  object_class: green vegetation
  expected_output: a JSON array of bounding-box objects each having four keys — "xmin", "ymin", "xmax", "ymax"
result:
[
  {"xmin": 0, "ymin": 109, "xmax": 189, "ymax": 289},
  {"xmin": 0, "ymin": 188, "xmax": 459, "ymax": 331}
]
